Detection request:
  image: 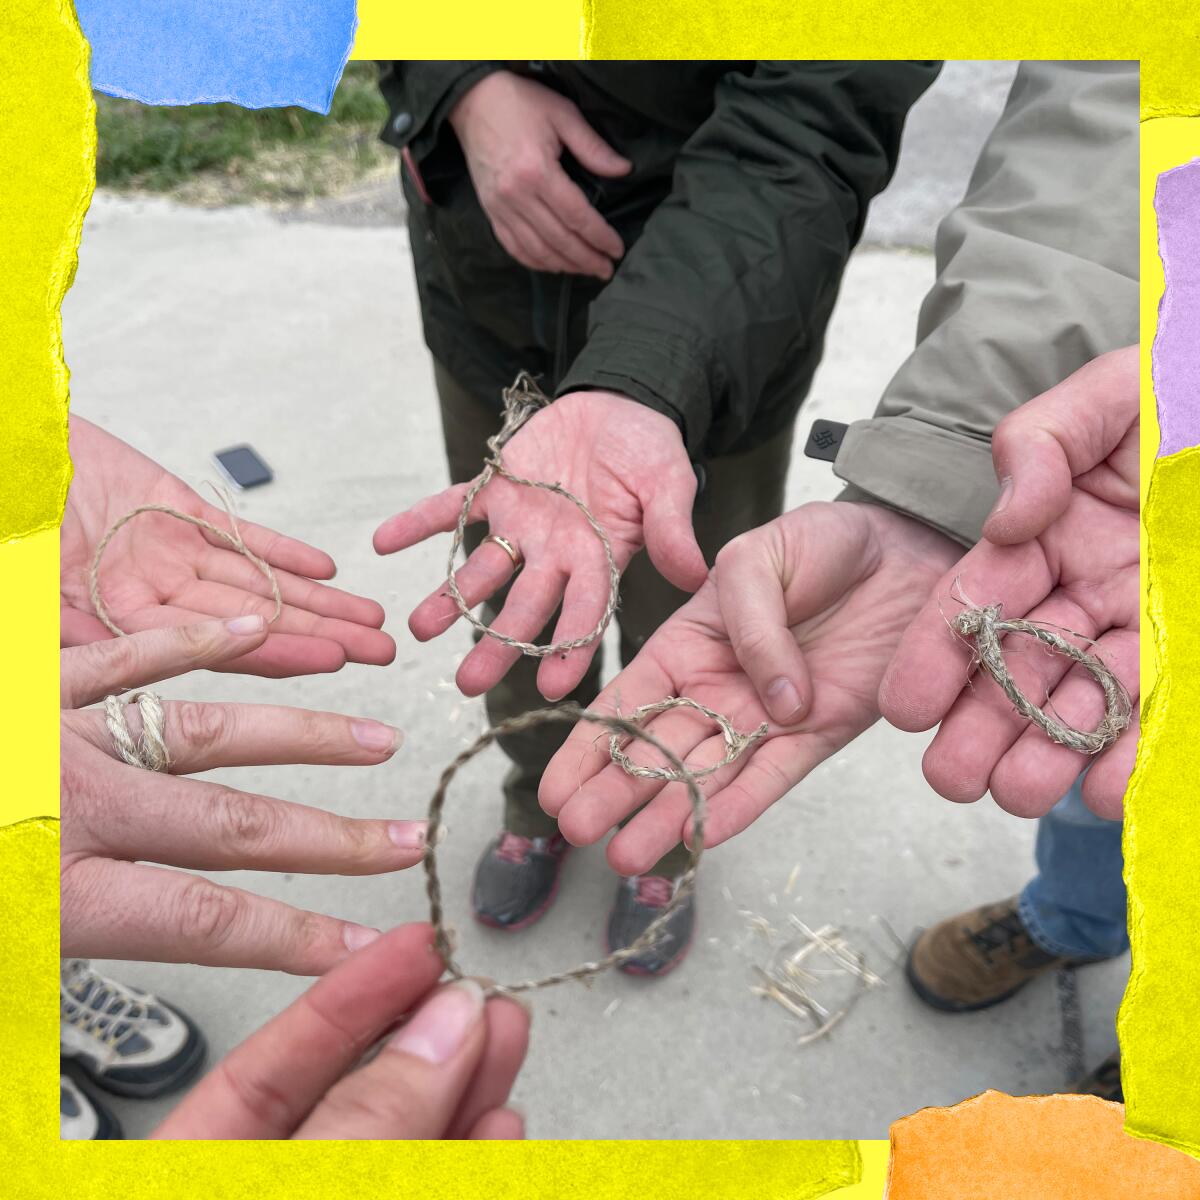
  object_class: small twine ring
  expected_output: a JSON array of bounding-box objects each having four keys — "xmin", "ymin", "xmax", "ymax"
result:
[
  {"xmin": 953, "ymin": 604, "xmax": 1131, "ymax": 754},
  {"xmin": 103, "ymin": 690, "xmax": 171, "ymax": 771},
  {"xmin": 609, "ymin": 696, "xmax": 769, "ymax": 782},
  {"xmin": 425, "ymin": 704, "xmax": 704, "ymax": 997},
  {"xmin": 482, "ymin": 533, "xmax": 523, "ymax": 570}
]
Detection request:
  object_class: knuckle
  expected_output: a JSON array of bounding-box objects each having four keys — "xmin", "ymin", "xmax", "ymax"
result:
[
  {"xmin": 176, "ymin": 620, "xmax": 219, "ymax": 659},
  {"xmin": 213, "ymin": 786, "xmax": 280, "ymax": 855},
  {"xmin": 171, "ymin": 701, "xmax": 232, "ymax": 757},
  {"xmin": 175, "ymin": 876, "xmax": 242, "ymax": 947},
  {"xmin": 216, "ymin": 1060, "xmax": 296, "ymax": 1130},
  {"xmin": 322, "ymin": 1065, "xmax": 427, "ymax": 1134}
]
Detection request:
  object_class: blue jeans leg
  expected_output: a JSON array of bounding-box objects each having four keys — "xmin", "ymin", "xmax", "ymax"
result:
[{"xmin": 1018, "ymin": 777, "xmax": 1128, "ymax": 960}]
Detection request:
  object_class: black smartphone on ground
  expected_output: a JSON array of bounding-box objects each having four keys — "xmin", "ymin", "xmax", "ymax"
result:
[{"xmin": 213, "ymin": 444, "xmax": 273, "ymax": 490}]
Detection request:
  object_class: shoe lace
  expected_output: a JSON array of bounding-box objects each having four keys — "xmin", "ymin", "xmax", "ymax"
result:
[
  {"xmin": 967, "ymin": 910, "xmax": 1029, "ymax": 965},
  {"xmin": 60, "ymin": 960, "xmax": 152, "ymax": 1050},
  {"xmin": 634, "ymin": 876, "xmax": 674, "ymax": 908},
  {"xmin": 496, "ymin": 833, "xmax": 533, "ymax": 864}
]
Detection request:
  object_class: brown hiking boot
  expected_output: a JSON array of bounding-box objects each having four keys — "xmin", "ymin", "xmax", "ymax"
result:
[
  {"xmin": 1069, "ymin": 1051, "xmax": 1123, "ymax": 1102},
  {"xmin": 906, "ymin": 897, "xmax": 1076, "ymax": 1013}
]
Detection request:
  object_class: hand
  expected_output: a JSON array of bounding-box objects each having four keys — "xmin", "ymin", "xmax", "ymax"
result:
[
  {"xmin": 152, "ymin": 925, "xmax": 528, "ymax": 1140},
  {"xmin": 375, "ymin": 390, "xmax": 708, "ymax": 701},
  {"xmin": 880, "ymin": 347, "xmax": 1139, "ymax": 819},
  {"xmin": 61, "ymin": 617, "xmax": 424, "ymax": 974},
  {"xmin": 62, "ymin": 417, "xmax": 396, "ymax": 678},
  {"xmin": 449, "ymin": 70, "xmax": 631, "ymax": 279},
  {"xmin": 539, "ymin": 501, "xmax": 960, "ymax": 874}
]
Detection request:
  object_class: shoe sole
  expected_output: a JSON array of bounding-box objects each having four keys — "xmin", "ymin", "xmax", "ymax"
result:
[
  {"xmin": 473, "ymin": 849, "xmax": 570, "ymax": 933},
  {"xmin": 904, "ymin": 949, "xmax": 1105, "ymax": 1014},
  {"xmin": 66, "ymin": 1013, "xmax": 209, "ymax": 1099}
]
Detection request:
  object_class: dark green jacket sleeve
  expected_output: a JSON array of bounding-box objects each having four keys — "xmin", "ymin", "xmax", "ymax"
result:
[
  {"xmin": 833, "ymin": 61, "xmax": 1139, "ymax": 546},
  {"xmin": 376, "ymin": 61, "xmax": 503, "ymax": 193},
  {"xmin": 558, "ymin": 61, "xmax": 941, "ymax": 454}
]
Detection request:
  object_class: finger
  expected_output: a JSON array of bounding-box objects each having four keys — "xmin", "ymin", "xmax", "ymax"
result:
[
  {"xmin": 151, "ymin": 924, "xmax": 444, "ymax": 1139},
  {"xmin": 491, "ymin": 214, "xmax": 572, "ymax": 275},
  {"xmin": 988, "ymin": 628, "xmax": 1140, "ymax": 818},
  {"xmin": 197, "ymin": 503, "xmax": 339, "ymax": 580},
  {"xmin": 73, "ymin": 699, "xmax": 404, "ymax": 773},
  {"xmin": 527, "ymin": 197, "xmax": 614, "ymax": 279},
  {"xmin": 469, "ymin": 1108, "xmax": 525, "ymax": 1140},
  {"xmin": 538, "ymin": 654, "xmax": 674, "ymax": 816},
  {"xmin": 296, "ymin": 979, "xmax": 489, "ymax": 1139},
  {"xmin": 373, "ymin": 482, "xmax": 485, "ymax": 555},
  {"xmin": 550, "ymin": 102, "xmax": 632, "ymax": 178},
  {"xmin": 920, "ymin": 592, "xmax": 1099, "ymax": 804},
  {"xmin": 199, "ymin": 547, "xmax": 386, "ymax": 628},
  {"xmin": 556, "ymin": 709, "xmax": 719, "ymax": 849},
  {"xmin": 545, "ymin": 173, "xmax": 625, "ymax": 260},
  {"xmin": 1082, "ymin": 724, "xmax": 1138, "ymax": 819},
  {"xmin": 535, "ymin": 563, "xmax": 614, "ymax": 701},
  {"xmin": 984, "ymin": 348, "xmax": 1138, "ymax": 545},
  {"xmin": 61, "ymin": 615, "xmax": 269, "ymax": 708},
  {"xmin": 879, "ymin": 539, "xmax": 1048, "ymax": 733},
  {"xmin": 60, "ymin": 857, "xmax": 383, "ymax": 975},
  {"xmin": 61, "ymin": 606, "xmax": 112, "ymax": 648},
  {"xmin": 75, "ymin": 764, "xmax": 425, "ymax": 873},
  {"xmin": 642, "ymin": 467, "xmax": 707, "ymax": 593},
  {"xmin": 446, "ymin": 996, "xmax": 531, "ymax": 1138},
  {"xmin": 505, "ymin": 214, "xmax": 577, "ymax": 276},
  {"xmin": 173, "ymin": 580, "xmax": 396, "ymax": 665},
  {"xmin": 455, "ymin": 565, "xmax": 566, "ymax": 697},
  {"xmin": 408, "ymin": 541, "xmax": 518, "ymax": 643},
  {"xmin": 681, "ymin": 732, "xmax": 820, "ymax": 851},
  {"xmin": 715, "ymin": 537, "xmax": 812, "ymax": 724}
]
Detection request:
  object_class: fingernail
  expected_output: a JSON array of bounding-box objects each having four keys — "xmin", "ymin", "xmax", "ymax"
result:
[
  {"xmin": 343, "ymin": 924, "xmax": 382, "ymax": 952},
  {"xmin": 352, "ymin": 720, "xmax": 404, "ymax": 755},
  {"xmin": 765, "ymin": 677, "xmax": 802, "ymax": 723},
  {"xmin": 388, "ymin": 979, "xmax": 484, "ymax": 1064},
  {"xmin": 990, "ymin": 476, "xmax": 1013, "ymax": 518},
  {"xmin": 226, "ymin": 614, "xmax": 265, "ymax": 635},
  {"xmin": 388, "ymin": 820, "xmax": 426, "ymax": 851}
]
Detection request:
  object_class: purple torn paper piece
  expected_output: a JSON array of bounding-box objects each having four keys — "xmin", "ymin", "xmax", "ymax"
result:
[
  {"xmin": 76, "ymin": 0, "xmax": 356, "ymax": 114},
  {"xmin": 1154, "ymin": 159, "xmax": 1200, "ymax": 458}
]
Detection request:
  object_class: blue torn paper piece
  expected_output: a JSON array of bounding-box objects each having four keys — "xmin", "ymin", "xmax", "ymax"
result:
[{"xmin": 76, "ymin": 0, "xmax": 357, "ymax": 113}]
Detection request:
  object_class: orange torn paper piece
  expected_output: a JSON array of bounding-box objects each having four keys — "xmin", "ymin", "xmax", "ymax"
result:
[{"xmin": 887, "ymin": 1091, "xmax": 1200, "ymax": 1199}]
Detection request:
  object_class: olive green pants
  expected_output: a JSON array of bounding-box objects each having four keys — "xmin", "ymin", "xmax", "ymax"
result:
[{"xmin": 435, "ymin": 361, "xmax": 794, "ymax": 877}]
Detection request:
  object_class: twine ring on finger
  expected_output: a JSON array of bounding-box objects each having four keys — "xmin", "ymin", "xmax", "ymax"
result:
[{"xmin": 104, "ymin": 691, "xmax": 171, "ymax": 771}]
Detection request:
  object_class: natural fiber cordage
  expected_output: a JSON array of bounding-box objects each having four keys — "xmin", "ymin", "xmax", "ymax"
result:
[
  {"xmin": 425, "ymin": 704, "xmax": 705, "ymax": 997},
  {"xmin": 444, "ymin": 371, "xmax": 620, "ymax": 658},
  {"xmin": 953, "ymin": 604, "xmax": 1131, "ymax": 754},
  {"xmin": 88, "ymin": 489, "xmax": 282, "ymax": 637},
  {"xmin": 610, "ymin": 696, "xmax": 768, "ymax": 782},
  {"xmin": 104, "ymin": 690, "xmax": 171, "ymax": 772}
]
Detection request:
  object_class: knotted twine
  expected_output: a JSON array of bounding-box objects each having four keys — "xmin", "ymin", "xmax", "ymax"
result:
[
  {"xmin": 953, "ymin": 604, "xmax": 1131, "ymax": 754},
  {"xmin": 426, "ymin": 704, "xmax": 706, "ymax": 997}
]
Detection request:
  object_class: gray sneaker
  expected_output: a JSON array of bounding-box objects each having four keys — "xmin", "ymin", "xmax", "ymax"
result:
[
  {"xmin": 60, "ymin": 1071, "xmax": 122, "ymax": 1140},
  {"xmin": 60, "ymin": 959, "xmax": 207, "ymax": 1098}
]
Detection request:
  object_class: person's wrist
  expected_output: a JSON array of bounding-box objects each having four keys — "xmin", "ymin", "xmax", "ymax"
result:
[{"xmin": 448, "ymin": 69, "xmax": 513, "ymax": 138}]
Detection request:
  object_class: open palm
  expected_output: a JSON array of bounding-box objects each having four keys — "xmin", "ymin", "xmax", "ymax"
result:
[
  {"xmin": 540, "ymin": 501, "xmax": 960, "ymax": 874},
  {"xmin": 374, "ymin": 390, "xmax": 707, "ymax": 701},
  {"xmin": 62, "ymin": 417, "xmax": 395, "ymax": 678},
  {"xmin": 881, "ymin": 349, "xmax": 1140, "ymax": 819}
]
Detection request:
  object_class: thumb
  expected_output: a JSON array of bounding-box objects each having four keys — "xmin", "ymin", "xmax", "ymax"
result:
[
  {"xmin": 551, "ymin": 102, "xmax": 631, "ymax": 178},
  {"xmin": 714, "ymin": 531, "xmax": 812, "ymax": 725},
  {"xmin": 982, "ymin": 425, "xmax": 1073, "ymax": 545},
  {"xmin": 62, "ymin": 615, "xmax": 269, "ymax": 708},
  {"xmin": 641, "ymin": 469, "xmax": 707, "ymax": 593}
]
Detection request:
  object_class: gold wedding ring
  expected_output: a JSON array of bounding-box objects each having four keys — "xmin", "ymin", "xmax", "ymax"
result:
[{"xmin": 483, "ymin": 533, "xmax": 523, "ymax": 570}]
